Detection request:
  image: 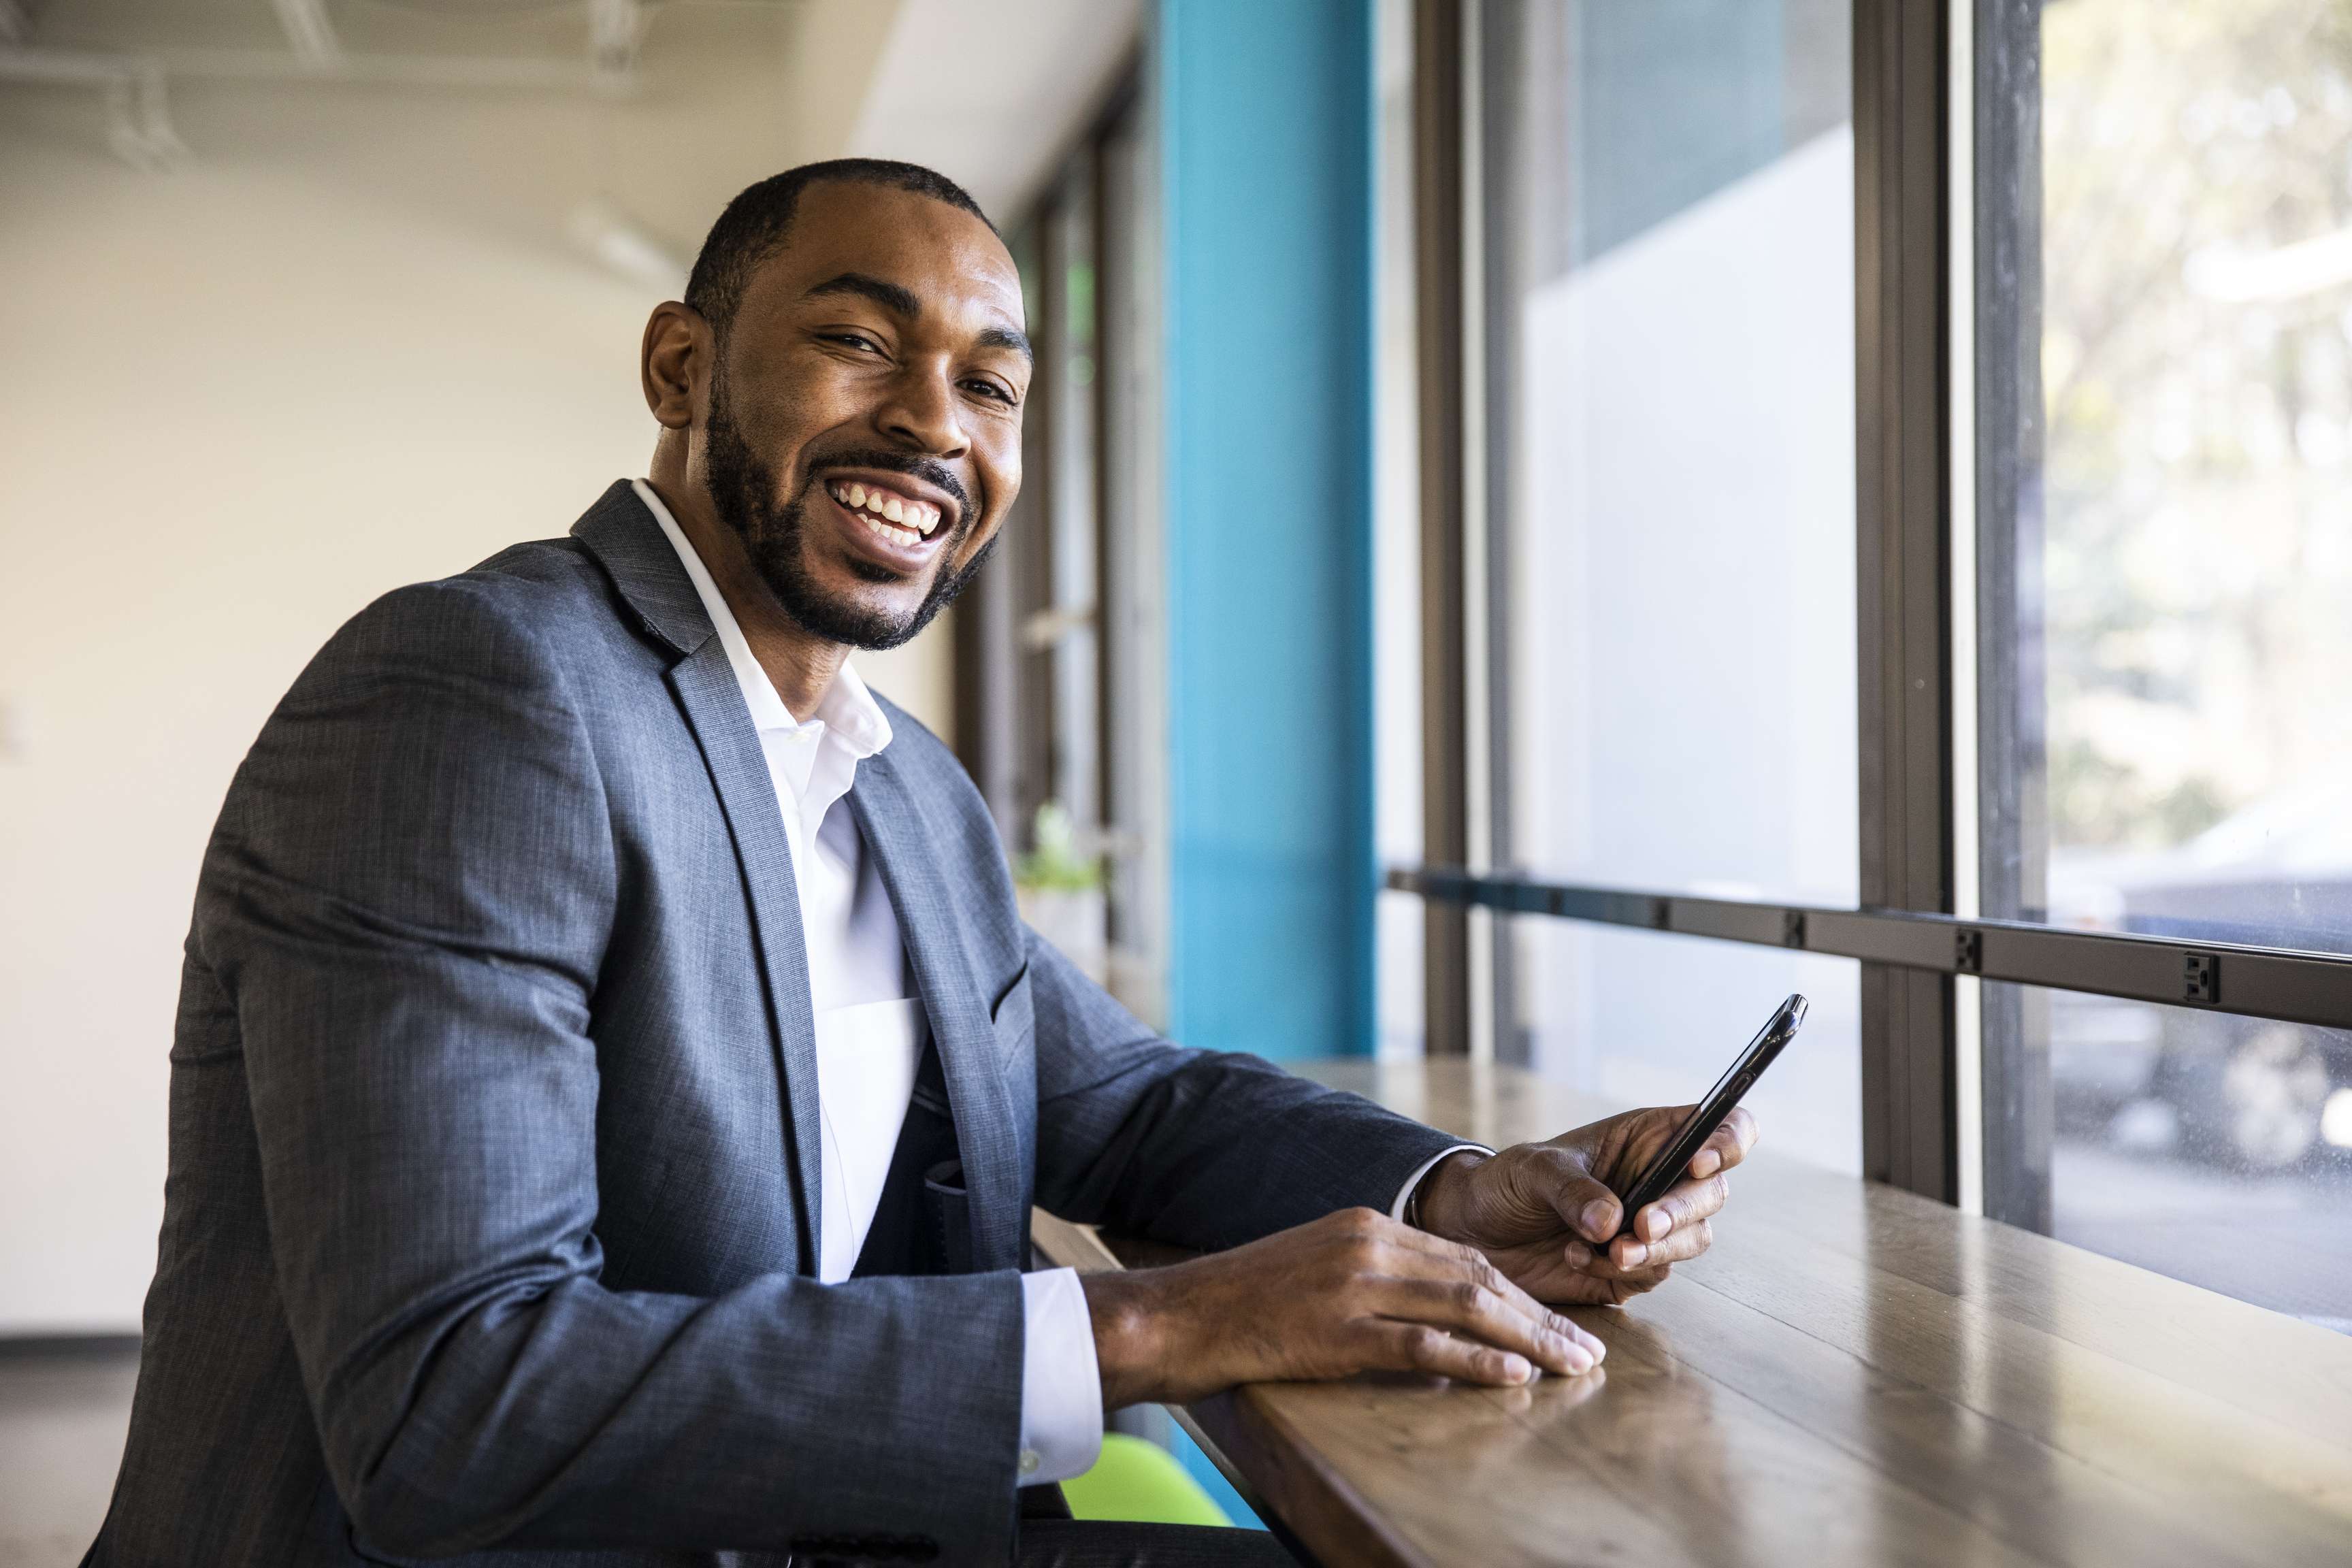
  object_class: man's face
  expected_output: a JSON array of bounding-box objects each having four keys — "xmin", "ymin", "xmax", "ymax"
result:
[{"xmin": 697, "ymin": 181, "xmax": 1029, "ymax": 649}]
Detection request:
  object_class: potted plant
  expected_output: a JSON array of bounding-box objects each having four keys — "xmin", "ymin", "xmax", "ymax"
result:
[{"xmin": 1014, "ymin": 802, "xmax": 1108, "ymax": 985}]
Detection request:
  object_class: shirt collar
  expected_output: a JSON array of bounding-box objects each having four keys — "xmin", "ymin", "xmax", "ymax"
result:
[{"xmin": 634, "ymin": 478, "xmax": 893, "ymax": 764}]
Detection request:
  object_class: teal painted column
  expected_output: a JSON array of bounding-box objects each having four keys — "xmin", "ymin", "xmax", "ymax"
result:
[{"xmin": 1160, "ymin": 0, "xmax": 1376, "ymax": 1062}]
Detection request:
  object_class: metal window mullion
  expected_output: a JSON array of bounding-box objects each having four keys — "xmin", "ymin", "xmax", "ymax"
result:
[
  {"xmin": 1974, "ymin": 0, "xmax": 2053, "ymax": 1232},
  {"xmin": 1414, "ymin": 0, "xmax": 1472, "ymax": 1058},
  {"xmin": 1948, "ymin": 0, "xmax": 1985, "ymax": 1218},
  {"xmin": 1856, "ymin": 0, "xmax": 1958, "ymax": 1205}
]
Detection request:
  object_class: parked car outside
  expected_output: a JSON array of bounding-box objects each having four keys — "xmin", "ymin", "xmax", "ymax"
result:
[{"xmin": 2047, "ymin": 789, "xmax": 2352, "ymax": 1171}]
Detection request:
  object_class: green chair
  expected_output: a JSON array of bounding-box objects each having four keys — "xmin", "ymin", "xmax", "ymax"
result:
[{"xmin": 1062, "ymin": 1434, "xmax": 1233, "ymax": 1526}]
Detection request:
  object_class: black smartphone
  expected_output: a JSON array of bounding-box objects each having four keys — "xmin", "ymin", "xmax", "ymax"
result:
[{"xmin": 1610, "ymin": 993, "xmax": 1807, "ymax": 1239}]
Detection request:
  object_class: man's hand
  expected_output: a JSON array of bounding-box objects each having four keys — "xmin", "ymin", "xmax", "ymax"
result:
[
  {"xmin": 1411, "ymin": 1106, "xmax": 1759, "ymax": 1305},
  {"xmin": 1081, "ymin": 1207, "xmax": 1608, "ymax": 1409}
]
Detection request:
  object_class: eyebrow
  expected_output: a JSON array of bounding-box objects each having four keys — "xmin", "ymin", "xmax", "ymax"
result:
[
  {"xmin": 803, "ymin": 272, "xmax": 1032, "ymax": 362},
  {"xmin": 804, "ymin": 272, "xmax": 921, "ymax": 317},
  {"xmin": 976, "ymin": 324, "xmax": 1034, "ymax": 361}
]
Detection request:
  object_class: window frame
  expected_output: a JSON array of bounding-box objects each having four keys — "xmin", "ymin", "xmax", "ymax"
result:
[{"xmin": 1396, "ymin": 0, "xmax": 2352, "ymax": 1209}]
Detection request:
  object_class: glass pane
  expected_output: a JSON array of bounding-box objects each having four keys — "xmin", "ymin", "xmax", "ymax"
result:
[
  {"xmin": 1375, "ymin": 0, "xmax": 1425, "ymax": 1060},
  {"xmin": 1982, "ymin": 0, "xmax": 2352, "ymax": 957},
  {"xmin": 2003, "ymin": 981, "xmax": 2352, "ymax": 1333},
  {"xmin": 1479, "ymin": 1, "xmax": 1858, "ymax": 1132},
  {"xmin": 1480, "ymin": 0, "xmax": 1858, "ymax": 909},
  {"xmin": 1513, "ymin": 924, "xmax": 1863, "ymax": 1175}
]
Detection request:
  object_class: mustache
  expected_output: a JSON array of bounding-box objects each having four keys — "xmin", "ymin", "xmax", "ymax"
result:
[{"xmin": 806, "ymin": 450, "xmax": 973, "ymax": 525}]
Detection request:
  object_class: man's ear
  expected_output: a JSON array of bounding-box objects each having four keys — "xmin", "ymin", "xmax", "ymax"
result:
[{"xmin": 640, "ymin": 302, "xmax": 710, "ymax": 430}]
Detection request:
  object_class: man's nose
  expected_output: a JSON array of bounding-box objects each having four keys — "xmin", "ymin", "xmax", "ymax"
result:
[{"xmin": 875, "ymin": 357, "xmax": 970, "ymax": 459}]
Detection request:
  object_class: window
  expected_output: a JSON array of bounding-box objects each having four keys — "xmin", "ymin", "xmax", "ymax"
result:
[
  {"xmin": 1391, "ymin": 0, "xmax": 2352, "ymax": 1332},
  {"xmin": 1476, "ymin": 0, "xmax": 1863, "ymax": 1167},
  {"xmin": 2000, "ymin": 984, "xmax": 2352, "ymax": 1333},
  {"xmin": 955, "ymin": 85, "xmax": 1166, "ymax": 1026},
  {"xmin": 1976, "ymin": 0, "xmax": 2352, "ymax": 1316},
  {"xmin": 1987, "ymin": 0, "xmax": 2352, "ymax": 956}
]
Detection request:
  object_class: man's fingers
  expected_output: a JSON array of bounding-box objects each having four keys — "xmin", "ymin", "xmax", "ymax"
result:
[
  {"xmin": 1362, "ymin": 1322, "xmax": 1539, "ymax": 1387},
  {"xmin": 1654, "ymin": 1167, "xmax": 1732, "ymax": 1230},
  {"xmin": 1372, "ymin": 1274, "xmax": 1601, "ymax": 1375},
  {"xmin": 1615, "ymin": 1169, "xmax": 1730, "ymax": 1267},
  {"xmin": 1687, "ymin": 1105, "xmax": 1759, "ymax": 1179},
  {"xmin": 1603, "ymin": 1264, "xmax": 1672, "ymax": 1303},
  {"xmin": 1377, "ymin": 1211, "xmax": 1586, "ymax": 1313},
  {"xmin": 1368, "ymin": 1226, "xmax": 1607, "ymax": 1367},
  {"xmin": 1603, "ymin": 1217, "xmax": 1712, "ymax": 1273}
]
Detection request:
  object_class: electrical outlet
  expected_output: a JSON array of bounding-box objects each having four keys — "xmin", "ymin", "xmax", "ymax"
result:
[
  {"xmin": 1955, "ymin": 928, "xmax": 1982, "ymax": 974},
  {"xmin": 2182, "ymin": 952, "xmax": 2219, "ymax": 1006}
]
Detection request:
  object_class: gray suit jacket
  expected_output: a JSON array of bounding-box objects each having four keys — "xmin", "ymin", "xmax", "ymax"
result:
[{"xmin": 86, "ymin": 482, "xmax": 1459, "ymax": 1568}]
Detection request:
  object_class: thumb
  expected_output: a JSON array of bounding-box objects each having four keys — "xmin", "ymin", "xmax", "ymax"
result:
[{"xmin": 1523, "ymin": 1146, "xmax": 1624, "ymax": 1246}]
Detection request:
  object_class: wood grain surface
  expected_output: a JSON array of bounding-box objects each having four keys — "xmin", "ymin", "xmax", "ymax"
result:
[{"xmin": 1033, "ymin": 1057, "xmax": 2352, "ymax": 1568}]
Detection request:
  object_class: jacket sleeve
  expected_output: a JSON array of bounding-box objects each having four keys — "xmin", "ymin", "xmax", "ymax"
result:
[
  {"xmin": 199, "ymin": 580, "xmax": 1024, "ymax": 1564},
  {"xmin": 1026, "ymin": 932, "xmax": 1465, "ymax": 1250}
]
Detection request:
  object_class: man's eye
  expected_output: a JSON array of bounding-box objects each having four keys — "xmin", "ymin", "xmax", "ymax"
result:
[
  {"xmin": 962, "ymin": 379, "xmax": 1016, "ymax": 405},
  {"xmin": 828, "ymin": 333, "xmax": 882, "ymax": 353}
]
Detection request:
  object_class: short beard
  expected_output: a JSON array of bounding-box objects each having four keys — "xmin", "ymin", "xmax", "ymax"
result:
[{"xmin": 702, "ymin": 370, "xmax": 994, "ymax": 651}]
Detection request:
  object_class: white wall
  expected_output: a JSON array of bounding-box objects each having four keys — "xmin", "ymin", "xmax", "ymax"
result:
[{"xmin": 0, "ymin": 123, "xmax": 952, "ymax": 1333}]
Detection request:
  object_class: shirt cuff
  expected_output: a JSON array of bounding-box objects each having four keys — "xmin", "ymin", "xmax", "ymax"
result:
[
  {"xmin": 1391, "ymin": 1144, "xmax": 1492, "ymax": 1224},
  {"xmin": 1017, "ymin": 1267, "xmax": 1104, "ymax": 1487}
]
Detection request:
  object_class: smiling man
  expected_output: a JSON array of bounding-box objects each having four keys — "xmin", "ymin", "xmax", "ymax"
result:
[{"xmin": 85, "ymin": 162, "xmax": 1754, "ymax": 1568}]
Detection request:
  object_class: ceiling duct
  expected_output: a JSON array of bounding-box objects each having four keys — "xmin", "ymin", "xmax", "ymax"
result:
[
  {"xmin": 271, "ymin": 0, "xmax": 343, "ymax": 70},
  {"xmin": 586, "ymin": 0, "xmax": 643, "ymax": 90},
  {"xmin": 0, "ymin": 0, "xmax": 651, "ymax": 168},
  {"xmin": 0, "ymin": 46, "xmax": 186, "ymax": 170}
]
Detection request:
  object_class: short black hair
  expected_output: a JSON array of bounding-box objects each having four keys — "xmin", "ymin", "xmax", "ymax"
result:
[{"xmin": 684, "ymin": 159, "xmax": 994, "ymax": 342}]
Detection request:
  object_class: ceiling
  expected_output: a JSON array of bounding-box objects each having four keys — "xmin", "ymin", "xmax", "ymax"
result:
[
  {"xmin": 0, "ymin": 0, "xmax": 1143, "ymax": 286},
  {"xmin": 851, "ymin": 0, "xmax": 1143, "ymax": 221},
  {"xmin": 23, "ymin": 0, "xmax": 659, "ymax": 58}
]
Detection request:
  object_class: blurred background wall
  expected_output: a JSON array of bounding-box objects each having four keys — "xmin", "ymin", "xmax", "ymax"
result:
[
  {"xmin": 0, "ymin": 131, "xmax": 670, "ymax": 1332},
  {"xmin": 0, "ymin": 0, "xmax": 1143, "ymax": 1336}
]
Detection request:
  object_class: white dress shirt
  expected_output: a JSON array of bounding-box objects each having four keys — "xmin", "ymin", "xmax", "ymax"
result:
[{"xmin": 638, "ymin": 481, "xmax": 1100, "ymax": 1486}]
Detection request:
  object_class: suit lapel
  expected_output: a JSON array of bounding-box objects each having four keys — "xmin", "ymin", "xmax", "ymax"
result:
[
  {"xmin": 668, "ymin": 647, "xmax": 826, "ymax": 1271},
  {"xmin": 851, "ymin": 749, "xmax": 1024, "ymax": 1273},
  {"xmin": 570, "ymin": 480, "xmax": 713, "ymax": 657},
  {"xmin": 574, "ymin": 482, "xmax": 825, "ymax": 1270}
]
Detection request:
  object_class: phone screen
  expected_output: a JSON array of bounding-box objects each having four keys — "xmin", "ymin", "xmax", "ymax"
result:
[{"xmin": 1610, "ymin": 994, "xmax": 1807, "ymax": 1239}]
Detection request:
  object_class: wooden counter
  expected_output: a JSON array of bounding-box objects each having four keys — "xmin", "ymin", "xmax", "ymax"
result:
[{"xmin": 1032, "ymin": 1057, "xmax": 2352, "ymax": 1568}]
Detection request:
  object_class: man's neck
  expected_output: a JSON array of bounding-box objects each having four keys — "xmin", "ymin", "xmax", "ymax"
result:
[{"xmin": 644, "ymin": 474, "xmax": 846, "ymax": 722}]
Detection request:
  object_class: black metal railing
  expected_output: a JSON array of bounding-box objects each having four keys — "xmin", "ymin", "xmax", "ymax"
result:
[{"xmin": 1388, "ymin": 866, "xmax": 2352, "ymax": 1031}]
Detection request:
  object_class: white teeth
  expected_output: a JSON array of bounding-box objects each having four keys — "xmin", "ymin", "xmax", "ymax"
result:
[{"xmin": 830, "ymin": 480, "xmax": 943, "ymax": 540}]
